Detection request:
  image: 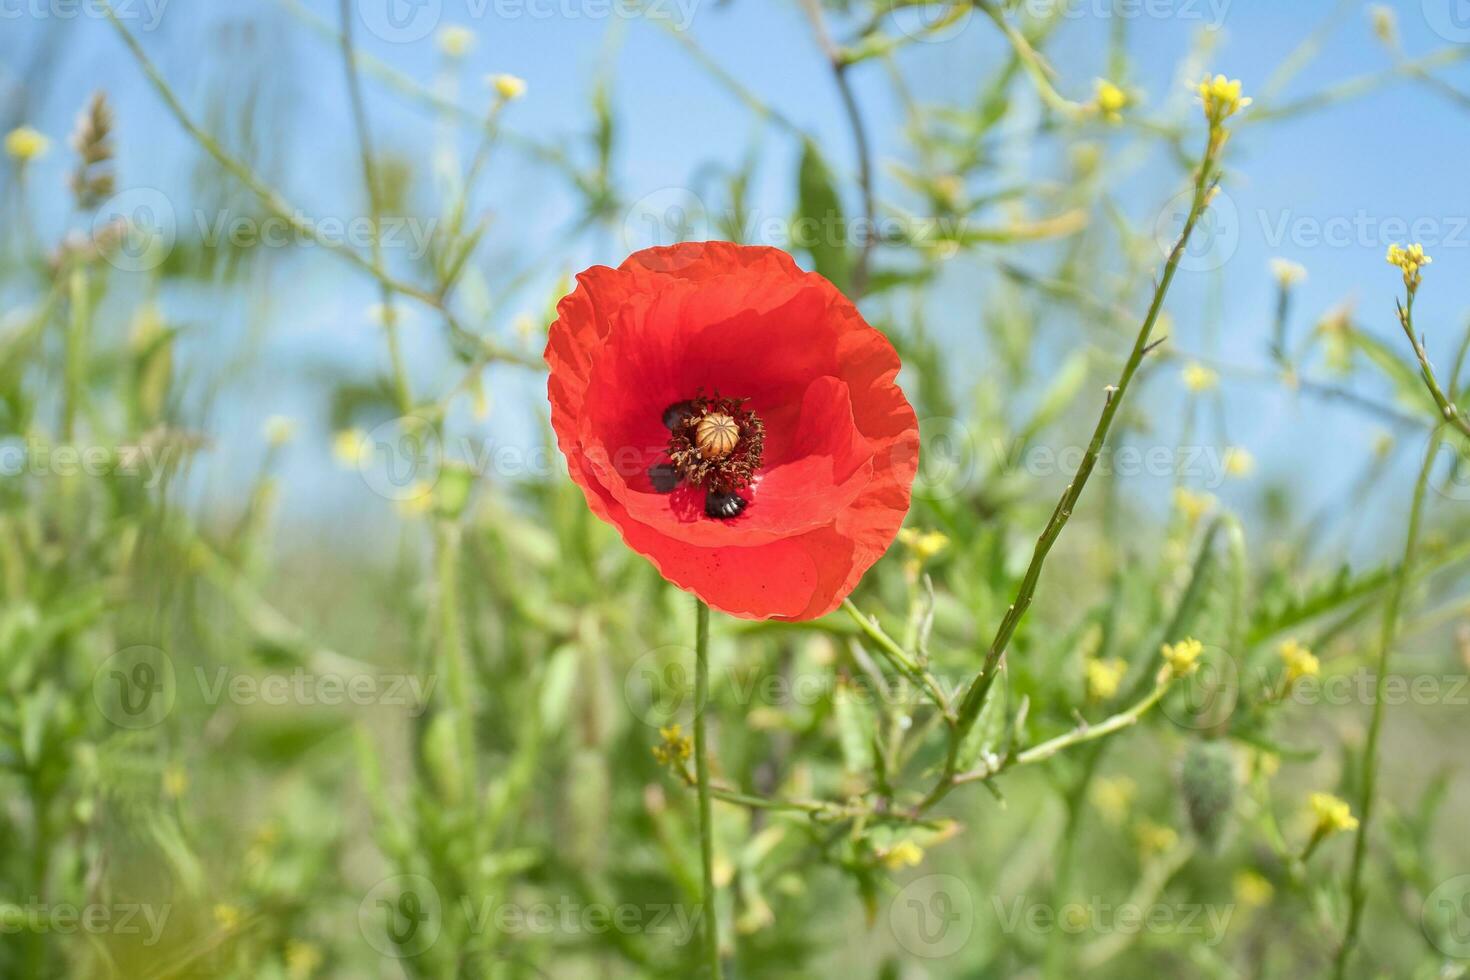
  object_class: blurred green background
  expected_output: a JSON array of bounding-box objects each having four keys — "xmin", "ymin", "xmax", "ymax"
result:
[{"xmin": 3, "ymin": 1, "xmax": 1470, "ymax": 977}]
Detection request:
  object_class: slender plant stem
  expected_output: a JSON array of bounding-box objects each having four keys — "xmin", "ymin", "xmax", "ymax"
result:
[
  {"xmin": 693, "ymin": 599, "xmax": 722, "ymax": 979},
  {"xmin": 1398, "ymin": 290, "xmax": 1470, "ymax": 440},
  {"xmin": 912, "ymin": 128, "xmax": 1222, "ymax": 816},
  {"xmin": 1333, "ymin": 426, "xmax": 1442, "ymax": 978},
  {"xmin": 337, "ymin": 0, "xmax": 412, "ymax": 416}
]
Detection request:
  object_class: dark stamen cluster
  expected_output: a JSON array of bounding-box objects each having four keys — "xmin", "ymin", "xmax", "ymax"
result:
[{"xmin": 649, "ymin": 393, "xmax": 764, "ymax": 519}]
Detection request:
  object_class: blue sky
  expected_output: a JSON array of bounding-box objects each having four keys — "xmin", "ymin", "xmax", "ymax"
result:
[{"xmin": 3, "ymin": 0, "xmax": 1468, "ymax": 554}]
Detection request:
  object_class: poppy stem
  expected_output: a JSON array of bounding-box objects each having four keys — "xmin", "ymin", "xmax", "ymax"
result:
[{"xmin": 693, "ymin": 598, "xmax": 723, "ymax": 979}]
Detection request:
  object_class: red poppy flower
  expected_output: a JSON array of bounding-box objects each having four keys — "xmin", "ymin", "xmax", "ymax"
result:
[{"xmin": 545, "ymin": 242, "xmax": 919, "ymax": 621}]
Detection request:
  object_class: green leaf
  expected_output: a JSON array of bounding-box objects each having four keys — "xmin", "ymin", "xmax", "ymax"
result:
[{"xmin": 796, "ymin": 140, "xmax": 851, "ymax": 293}]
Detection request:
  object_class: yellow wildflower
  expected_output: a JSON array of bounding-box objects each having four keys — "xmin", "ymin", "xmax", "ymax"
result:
[
  {"xmin": 1136, "ymin": 820, "xmax": 1178, "ymax": 856},
  {"xmin": 263, "ymin": 415, "xmax": 297, "ymax": 448},
  {"xmin": 213, "ymin": 903, "xmax": 242, "ymax": 932},
  {"xmin": 1093, "ymin": 79, "xmax": 1129, "ymax": 124},
  {"xmin": 1091, "ymin": 775, "xmax": 1137, "ymax": 826},
  {"xmin": 332, "ymin": 428, "xmax": 372, "ymax": 470},
  {"xmin": 1161, "ymin": 637, "xmax": 1204, "ymax": 678},
  {"xmin": 1197, "ymin": 74, "xmax": 1252, "ymax": 123},
  {"xmin": 162, "ymin": 763, "xmax": 188, "ymax": 799},
  {"xmin": 1269, "ymin": 258, "xmax": 1307, "ymax": 288},
  {"xmin": 1223, "ymin": 446, "xmax": 1255, "ymax": 479},
  {"xmin": 1310, "ymin": 792, "xmax": 1359, "ymax": 835},
  {"xmin": 5, "ymin": 125, "xmax": 50, "ymax": 162},
  {"xmin": 651, "ymin": 724, "xmax": 693, "ymax": 766},
  {"xmin": 394, "ymin": 481, "xmax": 435, "ymax": 518},
  {"xmin": 437, "ymin": 24, "xmax": 476, "ymax": 58},
  {"xmin": 1182, "ymin": 361, "xmax": 1218, "ymax": 393},
  {"xmin": 1279, "ymin": 639, "xmax": 1320, "ymax": 685},
  {"xmin": 882, "ymin": 840, "xmax": 925, "ymax": 870},
  {"xmin": 1386, "ymin": 243, "xmax": 1431, "ymax": 289},
  {"xmin": 285, "ymin": 940, "xmax": 323, "ymax": 979},
  {"xmin": 488, "ymin": 74, "xmax": 527, "ymax": 101},
  {"xmin": 1085, "ymin": 657, "xmax": 1127, "ymax": 700},
  {"xmin": 1233, "ymin": 870, "xmax": 1274, "ymax": 909},
  {"xmin": 1173, "ymin": 487, "xmax": 1215, "ymax": 526}
]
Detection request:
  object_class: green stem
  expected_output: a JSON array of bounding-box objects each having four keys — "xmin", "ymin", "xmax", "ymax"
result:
[
  {"xmin": 1333, "ymin": 426, "xmax": 1442, "ymax": 978},
  {"xmin": 693, "ymin": 599, "xmax": 722, "ymax": 978}
]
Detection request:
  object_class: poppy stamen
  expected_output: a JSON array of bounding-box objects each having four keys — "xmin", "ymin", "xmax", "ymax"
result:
[{"xmin": 660, "ymin": 393, "xmax": 764, "ymax": 519}]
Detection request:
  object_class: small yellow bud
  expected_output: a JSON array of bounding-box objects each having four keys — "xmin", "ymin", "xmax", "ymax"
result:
[
  {"xmin": 882, "ymin": 840, "xmax": 925, "ymax": 870},
  {"xmin": 263, "ymin": 415, "xmax": 297, "ymax": 447},
  {"xmin": 286, "ymin": 940, "xmax": 324, "ymax": 980},
  {"xmin": 1173, "ymin": 487, "xmax": 1215, "ymax": 526},
  {"xmin": 1223, "ymin": 446, "xmax": 1255, "ymax": 479},
  {"xmin": 1093, "ymin": 79, "xmax": 1129, "ymax": 124},
  {"xmin": 437, "ymin": 24, "xmax": 476, "ymax": 58},
  {"xmin": 1279, "ymin": 639, "xmax": 1320, "ymax": 684},
  {"xmin": 1182, "ymin": 361, "xmax": 1218, "ymax": 393},
  {"xmin": 162, "ymin": 763, "xmax": 188, "ymax": 799},
  {"xmin": 1090, "ymin": 776, "xmax": 1137, "ymax": 826},
  {"xmin": 1269, "ymin": 258, "xmax": 1307, "ymax": 288},
  {"xmin": 394, "ymin": 481, "xmax": 435, "ymax": 518},
  {"xmin": 1369, "ymin": 5, "xmax": 1398, "ymax": 47},
  {"xmin": 1136, "ymin": 820, "xmax": 1179, "ymax": 856},
  {"xmin": 1233, "ymin": 870, "xmax": 1274, "ymax": 909},
  {"xmin": 213, "ymin": 904, "xmax": 242, "ymax": 932},
  {"xmin": 1085, "ymin": 657, "xmax": 1127, "ymax": 700},
  {"xmin": 488, "ymin": 73, "xmax": 527, "ymax": 101},
  {"xmin": 5, "ymin": 125, "xmax": 50, "ymax": 162},
  {"xmin": 1161, "ymin": 637, "xmax": 1205, "ymax": 678},
  {"xmin": 333, "ymin": 429, "xmax": 372, "ymax": 469}
]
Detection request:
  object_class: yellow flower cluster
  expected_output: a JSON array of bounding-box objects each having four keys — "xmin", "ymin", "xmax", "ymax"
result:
[
  {"xmin": 651, "ymin": 724, "xmax": 693, "ymax": 766},
  {"xmin": 1093, "ymin": 79, "xmax": 1129, "ymax": 124},
  {"xmin": 1135, "ymin": 819, "xmax": 1178, "ymax": 856},
  {"xmin": 1198, "ymin": 75, "xmax": 1252, "ymax": 124},
  {"xmin": 1279, "ymin": 639, "xmax": 1320, "ymax": 685},
  {"xmin": 1386, "ymin": 243, "xmax": 1431, "ymax": 289},
  {"xmin": 286, "ymin": 939, "xmax": 324, "ymax": 979},
  {"xmin": 1161, "ymin": 637, "xmax": 1204, "ymax": 678},
  {"xmin": 1233, "ymin": 870, "xmax": 1274, "ymax": 909},
  {"xmin": 1309, "ymin": 792, "xmax": 1359, "ymax": 835},
  {"xmin": 897, "ymin": 527, "xmax": 949, "ymax": 578}
]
